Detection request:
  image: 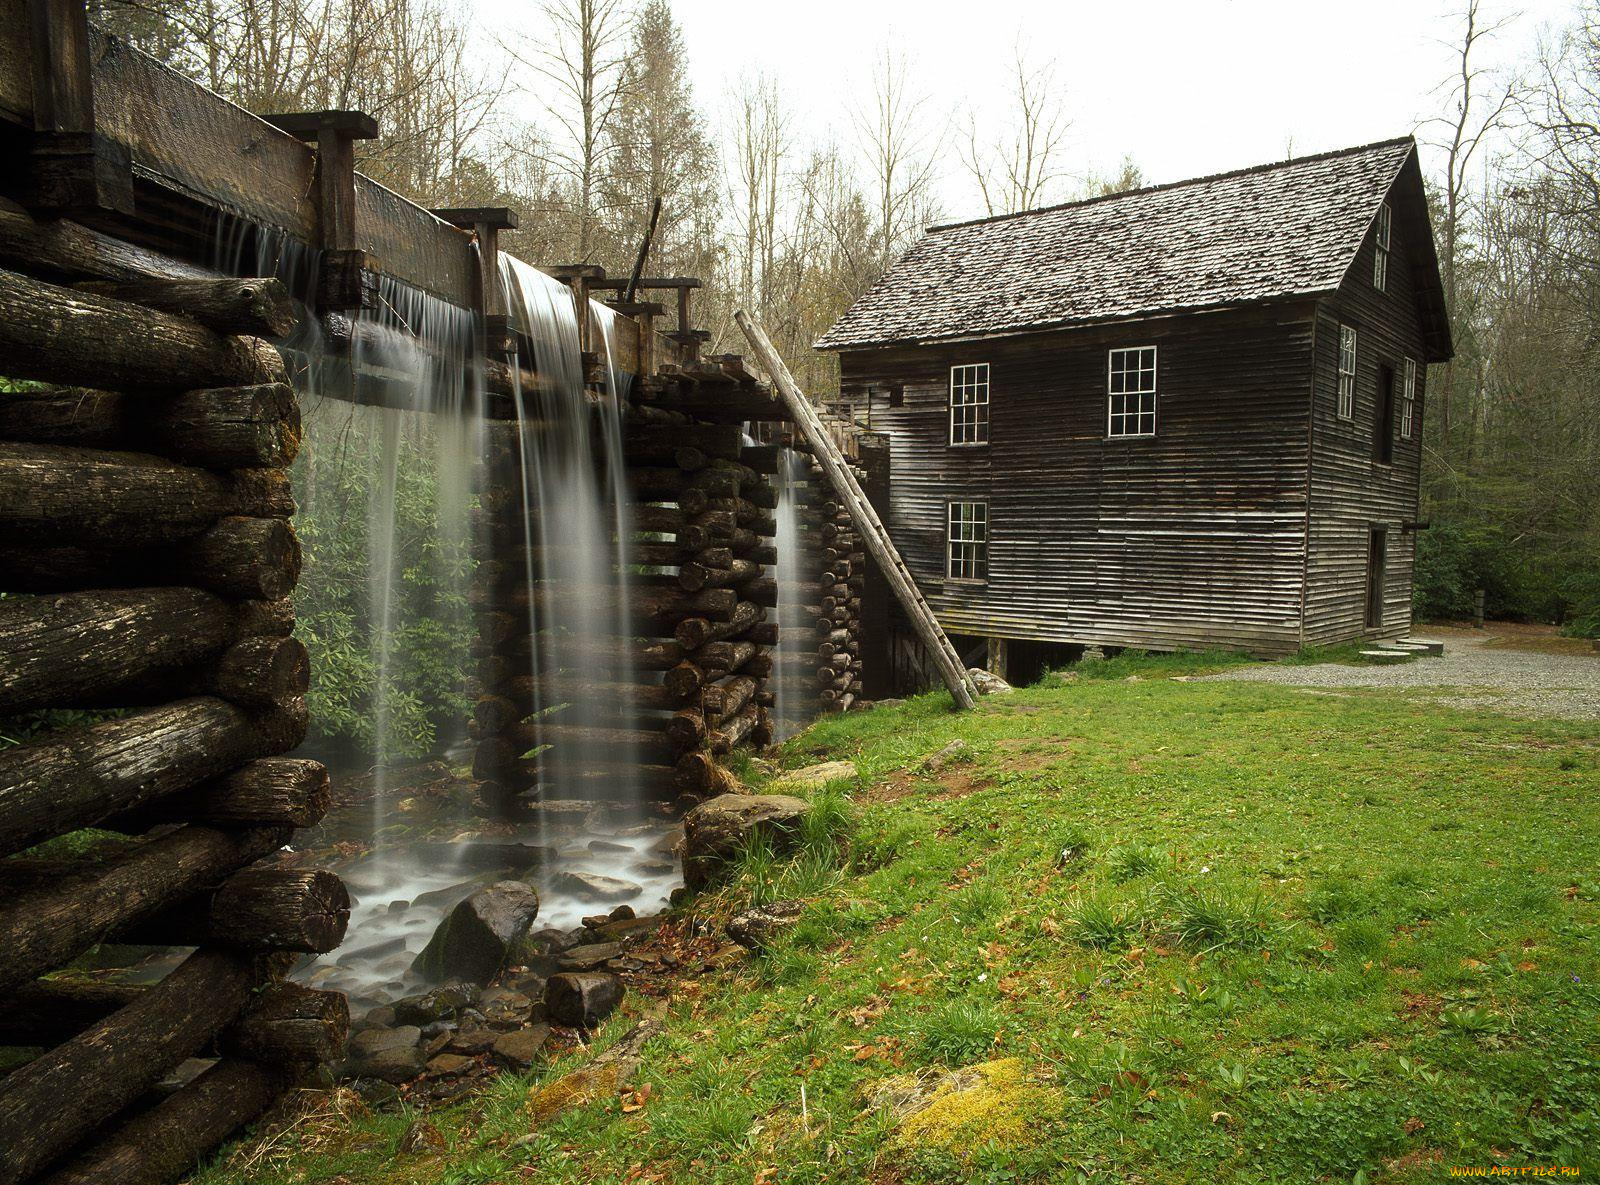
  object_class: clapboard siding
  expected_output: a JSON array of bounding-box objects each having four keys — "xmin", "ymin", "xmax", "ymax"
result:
[
  {"xmin": 841, "ymin": 303, "xmax": 1317, "ymax": 656},
  {"xmin": 1304, "ymin": 184, "xmax": 1429, "ymax": 646}
]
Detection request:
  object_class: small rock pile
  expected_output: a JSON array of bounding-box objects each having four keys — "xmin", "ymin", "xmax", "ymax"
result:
[{"xmin": 338, "ymin": 904, "xmax": 659, "ymax": 1107}]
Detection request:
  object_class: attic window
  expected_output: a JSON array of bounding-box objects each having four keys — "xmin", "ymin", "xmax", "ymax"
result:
[
  {"xmin": 949, "ymin": 364, "xmax": 990, "ymax": 445},
  {"xmin": 1374, "ymin": 203, "xmax": 1392, "ymax": 291},
  {"xmin": 1400, "ymin": 357, "xmax": 1417, "ymax": 440},
  {"xmin": 1107, "ymin": 346, "xmax": 1157, "ymax": 438},
  {"xmin": 1338, "ymin": 325, "xmax": 1357, "ymax": 420},
  {"xmin": 947, "ymin": 501, "xmax": 988, "ymax": 581}
]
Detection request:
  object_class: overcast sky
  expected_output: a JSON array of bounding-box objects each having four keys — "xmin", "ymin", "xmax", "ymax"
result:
[{"xmin": 477, "ymin": 0, "xmax": 1574, "ymax": 221}]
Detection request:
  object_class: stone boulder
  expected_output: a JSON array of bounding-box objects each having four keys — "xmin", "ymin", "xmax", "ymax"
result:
[
  {"xmin": 544, "ymin": 971, "xmax": 625, "ymax": 1028},
  {"xmin": 492, "ymin": 1023, "xmax": 552, "ymax": 1070},
  {"xmin": 919, "ymin": 740, "xmax": 970, "ymax": 773},
  {"xmin": 551, "ymin": 870, "xmax": 644, "ymax": 903},
  {"xmin": 680, "ymin": 793, "xmax": 809, "ymax": 890},
  {"xmin": 411, "ymin": 881, "xmax": 540, "ymax": 985},
  {"xmin": 966, "ymin": 668, "xmax": 1014, "ymax": 695},
  {"xmin": 772, "ymin": 761, "xmax": 857, "ymax": 794},
  {"xmin": 340, "ymin": 1025, "xmax": 425, "ymax": 1083},
  {"xmin": 726, "ymin": 899, "xmax": 805, "ymax": 950},
  {"xmin": 392, "ymin": 981, "xmax": 478, "ymax": 1027}
]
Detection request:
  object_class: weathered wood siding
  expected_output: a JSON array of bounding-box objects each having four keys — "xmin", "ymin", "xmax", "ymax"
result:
[
  {"xmin": 1304, "ymin": 185, "xmax": 1428, "ymax": 646},
  {"xmin": 840, "ymin": 303, "xmax": 1318, "ymax": 657}
]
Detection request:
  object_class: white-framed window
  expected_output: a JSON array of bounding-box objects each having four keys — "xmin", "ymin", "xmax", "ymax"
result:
[
  {"xmin": 946, "ymin": 501, "xmax": 988, "ymax": 581},
  {"xmin": 1107, "ymin": 346, "xmax": 1157, "ymax": 438},
  {"xmin": 1400, "ymin": 357, "xmax": 1417, "ymax": 440},
  {"xmin": 1337, "ymin": 325, "xmax": 1357, "ymax": 420},
  {"xmin": 949, "ymin": 363, "xmax": 990, "ymax": 445},
  {"xmin": 1373, "ymin": 202, "xmax": 1392, "ymax": 291}
]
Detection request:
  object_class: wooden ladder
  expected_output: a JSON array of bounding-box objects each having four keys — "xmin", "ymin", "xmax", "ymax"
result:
[{"xmin": 736, "ymin": 310, "xmax": 980, "ymax": 711}]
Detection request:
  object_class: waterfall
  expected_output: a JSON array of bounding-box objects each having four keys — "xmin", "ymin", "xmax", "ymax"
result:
[
  {"xmin": 206, "ymin": 214, "xmax": 675, "ymax": 1012},
  {"xmin": 772, "ymin": 448, "xmax": 810, "ymax": 741},
  {"xmin": 498, "ymin": 259, "xmax": 641, "ymax": 829}
]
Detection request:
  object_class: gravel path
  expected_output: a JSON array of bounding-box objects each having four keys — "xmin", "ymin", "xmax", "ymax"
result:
[{"xmin": 1199, "ymin": 626, "xmax": 1600, "ymax": 721}]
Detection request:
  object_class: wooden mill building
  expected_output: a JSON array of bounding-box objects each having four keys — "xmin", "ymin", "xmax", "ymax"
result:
[{"xmin": 820, "ymin": 137, "xmax": 1453, "ymax": 674}]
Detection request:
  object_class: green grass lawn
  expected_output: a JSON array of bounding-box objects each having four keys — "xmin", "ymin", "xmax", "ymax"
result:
[{"xmin": 205, "ymin": 660, "xmax": 1600, "ymax": 1184}]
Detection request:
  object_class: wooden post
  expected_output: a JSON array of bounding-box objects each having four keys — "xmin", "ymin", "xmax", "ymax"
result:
[
  {"xmin": 262, "ymin": 111, "xmax": 379, "ymax": 309},
  {"xmin": 25, "ymin": 0, "xmax": 135, "ymax": 215},
  {"xmin": 432, "ymin": 206, "xmax": 519, "ymax": 355},
  {"xmin": 735, "ymin": 310, "xmax": 978, "ymax": 710}
]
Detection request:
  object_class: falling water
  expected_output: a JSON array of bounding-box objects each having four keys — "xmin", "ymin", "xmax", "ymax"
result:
[
  {"xmin": 205, "ymin": 214, "xmax": 675, "ymax": 1010},
  {"xmin": 498, "ymin": 259, "xmax": 641, "ymax": 831},
  {"xmin": 772, "ymin": 448, "xmax": 814, "ymax": 740}
]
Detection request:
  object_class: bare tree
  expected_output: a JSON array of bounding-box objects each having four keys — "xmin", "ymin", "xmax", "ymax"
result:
[
  {"xmin": 725, "ymin": 73, "xmax": 789, "ymax": 315},
  {"xmin": 957, "ymin": 46, "xmax": 1071, "ymax": 216},
  {"xmin": 514, "ymin": 0, "xmax": 633, "ymax": 259},
  {"xmin": 1427, "ymin": 0, "xmax": 1520, "ymax": 316},
  {"xmin": 853, "ymin": 48, "xmax": 939, "ymax": 271}
]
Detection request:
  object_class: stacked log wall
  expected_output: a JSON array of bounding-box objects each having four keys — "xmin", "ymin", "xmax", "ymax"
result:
[{"xmin": 0, "ymin": 225, "xmax": 349, "ymax": 1185}]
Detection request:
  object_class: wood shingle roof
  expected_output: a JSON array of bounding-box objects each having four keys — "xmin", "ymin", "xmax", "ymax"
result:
[{"xmin": 818, "ymin": 137, "xmax": 1439, "ymax": 353}]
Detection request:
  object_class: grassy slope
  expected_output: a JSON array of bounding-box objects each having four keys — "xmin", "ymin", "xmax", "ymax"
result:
[{"xmin": 204, "ymin": 658, "xmax": 1600, "ymax": 1184}]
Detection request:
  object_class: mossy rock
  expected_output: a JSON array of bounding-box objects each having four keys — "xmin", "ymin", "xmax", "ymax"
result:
[{"xmin": 871, "ymin": 1059, "xmax": 1057, "ymax": 1157}]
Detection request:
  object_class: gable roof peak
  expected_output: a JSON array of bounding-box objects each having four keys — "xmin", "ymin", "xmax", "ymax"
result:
[{"xmin": 817, "ymin": 136, "xmax": 1447, "ymax": 358}]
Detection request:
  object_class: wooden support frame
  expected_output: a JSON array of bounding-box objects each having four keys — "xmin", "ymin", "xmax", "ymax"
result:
[{"xmin": 262, "ymin": 110, "xmax": 380, "ymax": 310}]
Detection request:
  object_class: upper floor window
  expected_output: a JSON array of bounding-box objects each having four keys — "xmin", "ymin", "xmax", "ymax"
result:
[
  {"xmin": 947, "ymin": 501, "xmax": 988, "ymax": 581},
  {"xmin": 949, "ymin": 363, "xmax": 990, "ymax": 445},
  {"xmin": 1337, "ymin": 325, "xmax": 1357, "ymax": 420},
  {"xmin": 1400, "ymin": 357, "xmax": 1417, "ymax": 440},
  {"xmin": 1373, "ymin": 203, "xmax": 1392, "ymax": 291},
  {"xmin": 1107, "ymin": 346, "xmax": 1157, "ymax": 438}
]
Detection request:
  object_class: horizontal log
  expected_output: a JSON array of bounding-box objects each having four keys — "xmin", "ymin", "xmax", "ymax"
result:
[
  {"xmin": 74, "ymin": 276, "xmax": 297, "ymax": 339},
  {"xmin": 0, "ymin": 587, "xmax": 236, "ymax": 714},
  {"xmin": 121, "ymin": 867, "xmax": 348, "ymax": 953},
  {"xmin": 0, "ymin": 948, "xmax": 261, "ymax": 1185},
  {"xmin": 0, "ymin": 980, "xmax": 145, "ymax": 1047},
  {"xmin": 708, "ymin": 704, "xmax": 761, "ymax": 754},
  {"xmin": 675, "ymin": 600, "xmax": 762, "ymax": 650},
  {"xmin": 507, "ymin": 721, "xmax": 678, "ymax": 759},
  {"xmin": 628, "ymin": 466, "xmax": 739, "ymax": 499},
  {"xmin": 209, "ymin": 636, "xmax": 309, "ymax": 708},
  {"xmin": 106, "ymin": 757, "xmax": 330, "ymax": 832},
  {"xmin": 0, "ymin": 267, "xmax": 287, "ymax": 393},
  {"xmin": 0, "ymin": 516, "xmax": 302, "ymax": 600},
  {"xmin": 623, "ymin": 423, "xmax": 745, "ymax": 462},
  {"xmin": 702, "ymin": 675, "xmax": 757, "ymax": 722},
  {"xmin": 689, "ymin": 639, "xmax": 760, "ymax": 678},
  {"xmin": 745, "ymin": 577, "xmax": 778, "ymax": 608},
  {"xmin": 38, "ymin": 1058, "xmax": 289, "ymax": 1185},
  {"xmin": 0, "ymin": 592, "xmax": 305, "ymax": 714},
  {"xmin": 478, "ymin": 639, "xmax": 683, "ymax": 686},
  {"xmin": 221, "ymin": 980, "xmax": 349, "ymax": 1066},
  {"xmin": 677, "ymin": 557, "xmax": 763, "ymax": 593},
  {"xmin": 0, "ymin": 823, "xmax": 291, "ymax": 994},
  {"xmin": 0, "ymin": 442, "xmax": 294, "ymax": 547},
  {"xmin": 663, "ymin": 708, "xmax": 706, "ymax": 750},
  {"xmin": 0, "ymin": 197, "xmax": 212, "ymax": 286},
  {"xmin": 0, "ymin": 697, "xmax": 304, "ymax": 859}
]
